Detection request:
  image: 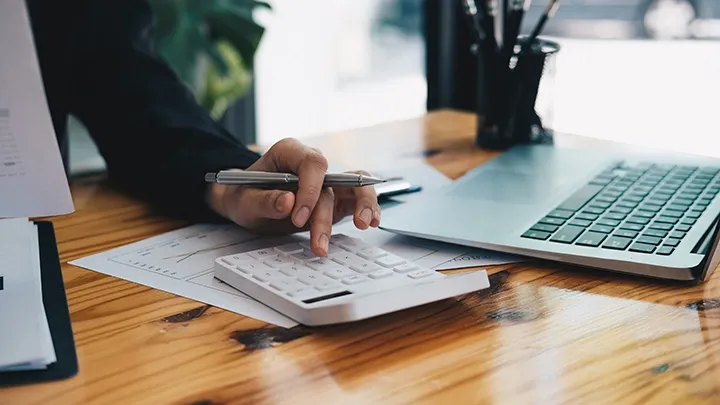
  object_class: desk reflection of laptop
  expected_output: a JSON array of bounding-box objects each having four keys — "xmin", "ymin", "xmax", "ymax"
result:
[{"xmin": 380, "ymin": 144, "xmax": 720, "ymax": 283}]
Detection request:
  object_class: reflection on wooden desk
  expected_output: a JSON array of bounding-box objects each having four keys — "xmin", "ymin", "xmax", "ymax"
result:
[{"xmin": 1, "ymin": 111, "xmax": 719, "ymax": 405}]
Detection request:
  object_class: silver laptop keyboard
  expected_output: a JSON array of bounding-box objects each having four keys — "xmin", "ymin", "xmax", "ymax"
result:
[{"xmin": 522, "ymin": 163, "xmax": 720, "ymax": 255}]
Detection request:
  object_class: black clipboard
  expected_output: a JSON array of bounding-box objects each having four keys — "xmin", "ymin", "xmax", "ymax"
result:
[{"xmin": 0, "ymin": 221, "xmax": 78, "ymax": 387}]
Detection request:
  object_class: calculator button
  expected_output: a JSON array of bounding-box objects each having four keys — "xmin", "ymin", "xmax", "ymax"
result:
[
  {"xmin": 275, "ymin": 243, "xmax": 304, "ymax": 254},
  {"xmin": 407, "ymin": 269, "xmax": 435, "ymax": 279},
  {"xmin": 324, "ymin": 268, "xmax": 357, "ymax": 280},
  {"xmin": 221, "ymin": 253, "xmax": 253, "ymax": 265},
  {"xmin": 357, "ymin": 246, "xmax": 389, "ymax": 260},
  {"xmin": 252, "ymin": 269, "xmax": 286, "ymax": 282},
  {"xmin": 376, "ymin": 255, "xmax": 407, "ymax": 268},
  {"xmin": 342, "ymin": 275, "xmax": 368, "ymax": 285},
  {"xmin": 393, "ymin": 263, "xmax": 418, "ymax": 273},
  {"xmin": 315, "ymin": 282, "xmax": 343, "ymax": 291},
  {"xmin": 236, "ymin": 261, "xmax": 275, "ymax": 274},
  {"xmin": 368, "ymin": 269, "xmax": 394, "ymax": 279},
  {"xmin": 298, "ymin": 273, "xmax": 336, "ymax": 286},
  {"xmin": 350, "ymin": 261, "xmax": 382, "ymax": 273},
  {"xmin": 306, "ymin": 258, "xmax": 342, "ymax": 271},
  {"xmin": 290, "ymin": 251, "xmax": 317, "ymax": 263},
  {"xmin": 331, "ymin": 252, "xmax": 371, "ymax": 268},
  {"xmin": 264, "ymin": 255, "xmax": 298, "ymax": 268},
  {"xmin": 270, "ymin": 279, "xmax": 308, "ymax": 292},
  {"xmin": 248, "ymin": 248, "xmax": 278, "ymax": 260},
  {"xmin": 279, "ymin": 265, "xmax": 315, "ymax": 277}
]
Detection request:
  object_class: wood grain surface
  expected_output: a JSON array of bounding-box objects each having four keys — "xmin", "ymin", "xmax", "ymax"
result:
[{"xmin": 2, "ymin": 110, "xmax": 719, "ymax": 405}]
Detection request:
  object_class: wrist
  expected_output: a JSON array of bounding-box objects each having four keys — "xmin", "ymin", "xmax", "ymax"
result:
[{"xmin": 206, "ymin": 182, "xmax": 230, "ymax": 220}]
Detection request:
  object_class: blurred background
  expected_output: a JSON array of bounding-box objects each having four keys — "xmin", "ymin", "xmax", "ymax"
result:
[{"xmin": 68, "ymin": 0, "xmax": 720, "ymax": 176}]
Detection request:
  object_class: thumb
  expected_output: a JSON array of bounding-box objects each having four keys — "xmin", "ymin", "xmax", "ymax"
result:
[{"xmin": 226, "ymin": 187, "xmax": 295, "ymax": 229}]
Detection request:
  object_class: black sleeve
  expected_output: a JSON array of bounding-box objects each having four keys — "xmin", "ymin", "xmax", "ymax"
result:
[{"xmin": 67, "ymin": 0, "xmax": 260, "ymax": 221}]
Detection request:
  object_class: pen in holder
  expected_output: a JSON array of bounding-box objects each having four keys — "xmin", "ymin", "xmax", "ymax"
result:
[{"xmin": 475, "ymin": 37, "xmax": 560, "ymax": 149}]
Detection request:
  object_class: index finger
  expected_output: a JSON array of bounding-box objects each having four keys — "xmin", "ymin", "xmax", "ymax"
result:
[{"xmin": 267, "ymin": 138, "xmax": 329, "ymax": 228}]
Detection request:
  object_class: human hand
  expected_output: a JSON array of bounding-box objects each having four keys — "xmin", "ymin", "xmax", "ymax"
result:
[{"xmin": 207, "ymin": 138, "xmax": 381, "ymax": 256}]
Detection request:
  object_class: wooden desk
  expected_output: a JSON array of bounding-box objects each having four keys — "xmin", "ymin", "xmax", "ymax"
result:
[{"xmin": 2, "ymin": 111, "xmax": 719, "ymax": 405}]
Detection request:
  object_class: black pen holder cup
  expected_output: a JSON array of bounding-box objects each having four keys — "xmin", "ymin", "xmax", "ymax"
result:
[{"xmin": 474, "ymin": 37, "xmax": 560, "ymax": 149}]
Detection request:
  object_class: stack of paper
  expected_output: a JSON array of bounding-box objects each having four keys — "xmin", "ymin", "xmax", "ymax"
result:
[{"xmin": 0, "ymin": 218, "xmax": 56, "ymax": 372}]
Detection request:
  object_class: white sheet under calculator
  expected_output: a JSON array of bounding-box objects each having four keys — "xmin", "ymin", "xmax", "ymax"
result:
[{"xmin": 214, "ymin": 234, "xmax": 490, "ymax": 326}]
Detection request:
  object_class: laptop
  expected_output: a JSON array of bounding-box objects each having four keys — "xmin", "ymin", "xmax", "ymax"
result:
[{"xmin": 379, "ymin": 143, "xmax": 720, "ymax": 283}]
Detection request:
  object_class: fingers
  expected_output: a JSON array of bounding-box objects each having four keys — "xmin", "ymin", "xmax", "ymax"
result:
[
  {"xmin": 225, "ymin": 187, "xmax": 295, "ymax": 229},
  {"xmin": 348, "ymin": 170, "xmax": 381, "ymax": 229},
  {"xmin": 266, "ymin": 138, "xmax": 329, "ymax": 229},
  {"xmin": 309, "ymin": 187, "xmax": 335, "ymax": 256}
]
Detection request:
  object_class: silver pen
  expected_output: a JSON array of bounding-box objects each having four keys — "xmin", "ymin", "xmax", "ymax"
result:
[{"xmin": 205, "ymin": 170, "xmax": 387, "ymax": 188}]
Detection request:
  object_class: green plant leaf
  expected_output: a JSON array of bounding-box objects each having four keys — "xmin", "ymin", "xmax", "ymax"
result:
[{"xmin": 206, "ymin": 5, "xmax": 265, "ymax": 70}]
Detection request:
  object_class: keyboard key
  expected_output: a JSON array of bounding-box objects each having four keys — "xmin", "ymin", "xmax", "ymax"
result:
[
  {"xmin": 393, "ymin": 263, "xmax": 419, "ymax": 273},
  {"xmin": 623, "ymin": 196, "xmax": 644, "ymax": 203},
  {"xmin": 604, "ymin": 213, "xmax": 627, "ymax": 221},
  {"xmin": 633, "ymin": 211, "xmax": 655, "ymax": 219},
  {"xmin": 338, "ymin": 239, "xmax": 370, "ymax": 252},
  {"xmin": 530, "ymin": 223, "xmax": 559, "ymax": 233},
  {"xmin": 629, "ymin": 243, "xmax": 655, "ymax": 253},
  {"xmin": 368, "ymin": 269, "xmax": 394, "ymax": 279},
  {"xmin": 643, "ymin": 229, "xmax": 668, "ymax": 238},
  {"xmin": 290, "ymin": 251, "xmax": 317, "ymax": 262},
  {"xmin": 655, "ymin": 216, "xmax": 679, "ymax": 224},
  {"xmin": 376, "ymin": 255, "xmax": 407, "ymax": 268},
  {"xmin": 589, "ymin": 225, "xmax": 614, "ymax": 234},
  {"xmin": 275, "ymin": 243, "xmax": 305, "ymax": 254},
  {"xmin": 666, "ymin": 204, "xmax": 688, "ymax": 212},
  {"xmin": 664, "ymin": 238, "xmax": 681, "ymax": 247},
  {"xmin": 609, "ymin": 207, "xmax": 632, "ymax": 215},
  {"xmin": 619, "ymin": 223, "xmax": 644, "ymax": 232},
  {"xmin": 669, "ymin": 231, "xmax": 686, "ymax": 239},
  {"xmin": 548, "ymin": 209, "xmax": 575, "ymax": 219},
  {"xmin": 407, "ymin": 269, "xmax": 436, "ymax": 280},
  {"xmin": 638, "ymin": 204, "xmax": 661, "ymax": 213},
  {"xmin": 649, "ymin": 222, "xmax": 673, "ymax": 231},
  {"xmin": 236, "ymin": 261, "xmax": 276, "ymax": 274},
  {"xmin": 675, "ymin": 224, "xmax": 691, "ymax": 232},
  {"xmin": 687, "ymin": 210, "xmax": 703, "ymax": 219},
  {"xmin": 602, "ymin": 236, "xmax": 632, "ymax": 250},
  {"xmin": 660, "ymin": 210, "xmax": 683, "ymax": 218},
  {"xmin": 693, "ymin": 205, "xmax": 706, "ymax": 212},
  {"xmin": 637, "ymin": 235, "xmax": 662, "ymax": 245},
  {"xmin": 589, "ymin": 201, "xmax": 612, "ymax": 209},
  {"xmin": 627, "ymin": 217, "xmax": 650, "ymax": 225},
  {"xmin": 356, "ymin": 246, "xmax": 389, "ymax": 260},
  {"xmin": 522, "ymin": 230, "xmax": 551, "ymax": 240},
  {"xmin": 656, "ymin": 246, "xmax": 675, "ymax": 256},
  {"xmin": 598, "ymin": 219, "xmax": 621, "ymax": 227},
  {"xmin": 550, "ymin": 225, "xmax": 585, "ymax": 244},
  {"xmin": 697, "ymin": 198, "xmax": 713, "ymax": 206},
  {"xmin": 617, "ymin": 201, "xmax": 638, "ymax": 209},
  {"xmin": 539, "ymin": 217, "xmax": 565, "ymax": 226},
  {"xmin": 341, "ymin": 275, "xmax": 369, "ymax": 285},
  {"xmin": 575, "ymin": 231, "xmax": 607, "ymax": 247},
  {"xmin": 558, "ymin": 185, "xmax": 605, "ymax": 211},
  {"xmin": 221, "ymin": 253, "xmax": 253, "ymax": 266},
  {"xmin": 615, "ymin": 230, "xmax": 638, "ymax": 239},
  {"xmin": 568, "ymin": 219, "xmax": 592, "ymax": 228},
  {"xmin": 602, "ymin": 191, "xmax": 622, "ymax": 199},
  {"xmin": 681, "ymin": 218, "xmax": 696, "ymax": 225},
  {"xmin": 576, "ymin": 213, "xmax": 599, "ymax": 221},
  {"xmin": 675, "ymin": 198, "xmax": 694, "ymax": 206},
  {"xmin": 583, "ymin": 207, "xmax": 607, "ymax": 215},
  {"xmin": 646, "ymin": 199, "xmax": 668, "ymax": 206}
]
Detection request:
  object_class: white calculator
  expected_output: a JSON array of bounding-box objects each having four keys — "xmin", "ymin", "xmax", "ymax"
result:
[{"xmin": 214, "ymin": 234, "xmax": 490, "ymax": 326}]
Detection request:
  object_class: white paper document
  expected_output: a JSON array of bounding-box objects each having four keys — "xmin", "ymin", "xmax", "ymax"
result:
[
  {"xmin": 0, "ymin": 218, "xmax": 56, "ymax": 371},
  {"xmin": 0, "ymin": 0, "xmax": 74, "ymax": 217}
]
